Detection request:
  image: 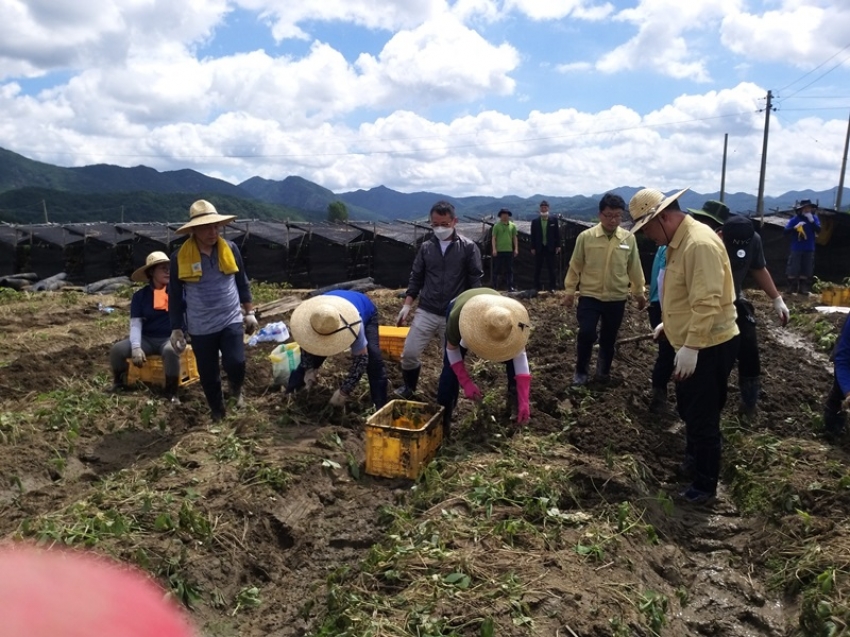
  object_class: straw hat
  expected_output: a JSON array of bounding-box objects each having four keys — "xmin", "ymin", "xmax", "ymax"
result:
[
  {"xmin": 175, "ymin": 200, "xmax": 236, "ymax": 235},
  {"xmin": 131, "ymin": 251, "xmax": 170, "ymax": 283},
  {"xmin": 458, "ymin": 295, "xmax": 531, "ymax": 362},
  {"xmin": 628, "ymin": 187, "xmax": 689, "ymax": 235},
  {"xmin": 290, "ymin": 295, "xmax": 363, "ymax": 357}
]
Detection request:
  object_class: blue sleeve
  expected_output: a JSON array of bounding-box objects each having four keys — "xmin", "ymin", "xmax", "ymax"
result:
[
  {"xmin": 784, "ymin": 217, "xmax": 797, "ymax": 233},
  {"xmin": 168, "ymin": 251, "xmax": 185, "ymax": 331},
  {"xmin": 811, "ymin": 215, "xmax": 821, "ymax": 234},
  {"xmin": 835, "ymin": 317, "xmax": 850, "ymax": 395}
]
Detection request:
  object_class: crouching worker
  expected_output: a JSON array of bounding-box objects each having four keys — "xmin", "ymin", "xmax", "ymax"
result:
[
  {"xmin": 823, "ymin": 314, "xmax": 850, "ymax": 439},
  {"xmin": 437, "ymin": 288, "xmax": 532, "ymax": 439},
  {"xmin": 108, "ymin": 251, "xmax": 182, "ymax": 402},
  {"xmin": 287, "ymin": 291, "xmax": 388, "ymax": 409}
]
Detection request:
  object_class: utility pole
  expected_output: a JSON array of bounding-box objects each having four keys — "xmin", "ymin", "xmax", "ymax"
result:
[
  {"xmin": 756, "ymin": 90, "xmax": 774, "ymax": 224},
  {"xmin": 837, "ymin": 110, "xmax": 850, "ymax": 213},
  {"xmin": 720, "ymin": 133, "xmax": 728, "ymax": 203},
  {"xmin": 42, "ymin": 199, "xmax": 48, "ymax": 224}
]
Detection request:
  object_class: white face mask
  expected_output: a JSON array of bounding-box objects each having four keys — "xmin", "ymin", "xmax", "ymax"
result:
[
  {"xmin": 539, "ymin": 211, "xmax": 549, "ymax": 217},
  {"xmin": 433, "ymin": 226, "xmax": 454, "ymax": 240}
]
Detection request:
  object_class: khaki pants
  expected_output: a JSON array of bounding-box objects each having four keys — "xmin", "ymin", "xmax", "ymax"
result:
[{"xmin": 400, "ymin": 308, "xmax": 446, "ymax": 371}]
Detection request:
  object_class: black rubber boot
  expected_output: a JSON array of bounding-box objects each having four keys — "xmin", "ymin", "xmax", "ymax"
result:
[
  {"xmin": 106, "ymin": 370, "xmax": 126, "ymax": 393},
  {"xmin": 395, "ymin": 366, "xmax": 421, "ymax": 400},
  {"xmin": 211, "ymin": 403, "xmax": 226, "ymax": 422},
  {"xmin": 649, "ymin": 386, "xmax": 668, "ymax": 414},
  {"xmin": 739, "ymin": 376, "xmax": 760, "ymax": 419},
  {"xmin": 164, "ymin": 375, "xmax": 180, "ymax": 404},
  {"xmin": 800, "ymin": 279, "xmax": 811, "ymax": 295},
  {"xmin": 594, "ymin": 356, "xmax": 611, "ymax": 383},
  {"xmin": 229, "ymin": 381, "xmax": 245, "ymax": 409}
]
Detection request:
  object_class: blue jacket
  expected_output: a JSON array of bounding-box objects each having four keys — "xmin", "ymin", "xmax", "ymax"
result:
[
  {"xmin": 649, "ymin": 246, "xmax": 667, "ymax": 304},
  {"xmin": 784, "ymin": 213, "xmax": 820, "ymax": 252},
  {"xmin": 834, "ymin": 315, "xmax": 850, "ymax": 395}
]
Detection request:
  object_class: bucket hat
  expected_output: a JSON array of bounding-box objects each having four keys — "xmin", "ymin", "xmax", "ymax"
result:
[
  {"xmin": 628, "ymin": 187, "xmax": 689, "ymax": 235},
  {"xmin": 795, "ymin": 199, "xmax": 815, "ymax": 210},
  {"xmin": 131, "ymin": 251, "xmax": 170, "ymax": 283},
  {"xmin": 458, "ymin": 295, "xmax": 531, "ymax": 362},
  {"xmin": 175, "ymin": 200, "xmax": 237, "ymax": 235},
  {"xmin": 688, "ymin": 200, "xmax": 731, "ymax": 226},
  {"xmin": 498, "ymin": 208, "xmax": 512, "ymax": 217},
  {"xmin": 290, "ymin": 295, "xmax": 362, "ymax": 357}
]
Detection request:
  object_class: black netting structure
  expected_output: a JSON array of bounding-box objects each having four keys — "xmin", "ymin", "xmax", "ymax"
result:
[
  {"xmin": 229, "ymin": 220, "xmax": 310, "ymax": 287},
  {"xmin": 348, "ymin": 222, "xmax": 427, "ymax": 288},
  {"xmin": 116, "ymin": 223, "xmax": 180, "ymax": 276},
  {"xmin": 0, "ymin": 225, "xmax": 19, "ymax": 277},
  {"xmin": 16, "ymin": 224, "xmax": 86, "ymax": 281},
  {"xmin": 64, "ymin": 223, "xmax": 130, "ymax": 282},
  {"xmin": 290, "ymin": 223, "xmax": 369, "ymax": 287}
]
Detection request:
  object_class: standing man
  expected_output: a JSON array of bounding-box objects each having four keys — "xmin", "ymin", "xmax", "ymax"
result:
[
  {"xmin": 689, "ymin": 201, "xmax": 790, "ymax": 418},
  {"xmin": 647, "ymin": 245, "xmax": 675, "ymax": 413},
  {"xmin": 530, "ymin": 200, "xmax": 561, "ymax": 292},
  {"xmin": 629, "ymin": 187, "xmax": 739, "ymax": 504},
  {"xmin": 563, "ymin": 193, "xmax": 646, "ymax": 386},
  {"xmin": 395, "ymin": 201, "xmax": 484, "ymax": 399},
  {"xmin": 169, "ymin": 200, "xmax": 257, "ymax": 422},
  {"xmin": 784, "ymin": 199, "xmax": 820, "ymax": 295},
  {"xmin": 822, "ymin": 314, "xmax": 850, "ymax": 438},
  {"xmin": 491, "ymin": 208, "xmax": 518, "ymax": 291}
]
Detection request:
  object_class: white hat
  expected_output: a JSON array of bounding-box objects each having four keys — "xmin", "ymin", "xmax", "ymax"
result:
[
  {"xmin": 458, "ymin": 295, "xmax": 531, "ymax": 362},
  {"xmin": 290, "ymin": 295, "xmax": 362, "ymax": 357},
  {"xmin": 628, "ymin": 187, "xmax": 689, "ymax": 235},
  {"xmin": 130, "ymin": 251, "xmax": 170, "ymax": 283},
  {"xmin": 175, "ymin": 200, "xmax": 236, "ymax": 235}
]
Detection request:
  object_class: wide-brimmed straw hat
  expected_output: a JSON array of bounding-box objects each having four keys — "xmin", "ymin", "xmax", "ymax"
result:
[
  {"xmin": 175, "ymin": 200, "xmax": 236, "ymax": 235},
  {"xmin": 628, "ymin": 187, "xmax": 689, "ymax": 235},
  {"xmin": 131, "ymin": 251, "xmax": 170, "ymax": 283},
  {"xmin": 458, "ymin": 295, "xmax": 531, "ymax": 362},
  {"xmin": 290, "ymin": 295, "xmax": 363, "ymax": 357}
]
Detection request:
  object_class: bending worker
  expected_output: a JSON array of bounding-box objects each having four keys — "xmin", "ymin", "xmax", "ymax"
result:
[
  {"xmin": 286, "ymin": 290, "xmax": 388, "ymax": 409},
  {"xmin": 436, "ymin": 288, "xmax": 532, "ymax": 439}
]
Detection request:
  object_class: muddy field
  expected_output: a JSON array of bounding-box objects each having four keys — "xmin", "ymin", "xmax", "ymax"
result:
[{"xmin": 0, "ymin": 285, "xmax": 849, "ymax": 637}]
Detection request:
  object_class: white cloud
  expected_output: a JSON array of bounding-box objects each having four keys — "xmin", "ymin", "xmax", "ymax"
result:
[{"xmin": 505, "ymin": 0, "xmax": 614, "ymax": 21}]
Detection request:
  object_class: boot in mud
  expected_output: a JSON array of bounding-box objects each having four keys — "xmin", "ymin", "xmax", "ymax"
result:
[
  {"xmin": 649, "ymin": 386, "xmax": 669, "ymax": 414},
  {"xmin": 395, "ymin": 366, "xmax": 421, "ymax": 400},
  {"xmin": 106, "ymin": 371, "xmax": 126, "ymax": 394},
  {"xmin": 164, "ymin": 375, "xmax": 180, "ymax": 404},
  {"xmin": 229, "ymin": 381, "xmax": 245, "ymax": 409},
  {"xmin": 739, "ymin": 376, "xmax": 760, "ymax": 420}
]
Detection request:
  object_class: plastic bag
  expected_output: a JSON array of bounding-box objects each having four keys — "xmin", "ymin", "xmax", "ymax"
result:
[
  {"xmin": 269, "ymin": 343, "xmax": 301, "ymax": 385},
  {"xmin": 248, "ymin": 321, "xmax": 291, "ymax": 346}
]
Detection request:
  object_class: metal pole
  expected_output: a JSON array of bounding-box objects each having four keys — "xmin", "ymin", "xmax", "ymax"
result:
[
  {"xmin": 756, "ymin": 90, "xmax": 773, "ymax": 224},
  {"xmin": 836, "ymin": 110, "xmax": 850, "ymax": 213},
  {"xmin": 720, "ymin": 133, "xmax": 728, "ymax": 203}
]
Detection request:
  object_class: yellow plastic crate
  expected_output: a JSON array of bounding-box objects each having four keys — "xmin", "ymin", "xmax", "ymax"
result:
[
  {"xmin": 365, "ymin": 400, "xmax": 444, "ymax": 479},
  {"xmin": 822, "ymin": 287, "xmax": 850, "ymax": 306},
  {"xmin": 126, "ymin": 346, "xmax": 199, "ymax": 388},
  {"xmin": 378, "ymin": 325, "xmax": 409, "ymax": 361}
]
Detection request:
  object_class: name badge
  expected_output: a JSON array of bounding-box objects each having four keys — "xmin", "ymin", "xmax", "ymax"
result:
[{"xmin": 191, "ymin": 262, "xmax": 202, "ymax": 275}]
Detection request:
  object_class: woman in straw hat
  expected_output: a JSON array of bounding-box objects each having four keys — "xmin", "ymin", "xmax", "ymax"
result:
[
  {"xmin": 168, "ymin": 200, "xmax": 257, "ymax": 422},
  {"xmin": 287, "ymin": 290, "xmax": 388, "ymax": 409},
  {"xmin": 107, "ymin": 251, "xmax": 182, "ymax": 401},
  {"xmin": 436, "ymin": 287, "xmax": 532, "ymax": 439}
]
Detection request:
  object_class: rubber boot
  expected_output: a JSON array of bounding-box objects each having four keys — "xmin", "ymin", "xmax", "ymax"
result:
[
  {"xmin": 229, "ymin": 380, "xmax": 245, "ymax": 409},
  {"xmin": 787, "ymin": 280, "xmax": 797, "ymax": 295},
  {"xmin": 106, "ymin": 370, "xmax": 126, "ymax": 393},
  {"xmin": 211, "ymin": 402, "xmax": 226, "ymax": 422},
  {"xmin": 800, "ymin": 279, "xmax": 811, "ymax": 296},
  {"xmin": 164, "ymin": 375, "xmax": 180, "ymax": 404},
  {"xmin": 395, "ymin": 366, "xmax": 421, "ymax": 400},
  {"xmin": 739, "ymin": 376, "xmax": 760, "ymax": 419},
  {"xmin": 649, "ymin": 386, "xmax": 668, "ymax": 414},
  {"xmin": 594, "ymin": 356, "xmax": 611, "ymax": 383}
]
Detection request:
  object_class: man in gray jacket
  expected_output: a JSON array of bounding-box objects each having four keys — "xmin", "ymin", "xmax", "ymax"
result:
[{"xmin": 395, "ymin": 200, "xmax": 484, "ymax": 399}]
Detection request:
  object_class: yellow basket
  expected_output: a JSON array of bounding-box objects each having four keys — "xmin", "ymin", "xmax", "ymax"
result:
[
  {"xmin": 365, "ymin": 400, "xmax": 444, "ymax": 479},
  {"xmin": 378, "ymin": 325, "xmax": 409, "ymax": 361},
  {"xmin": 126, "ymin": 346, "xmax": 200, "ymax": 388}
]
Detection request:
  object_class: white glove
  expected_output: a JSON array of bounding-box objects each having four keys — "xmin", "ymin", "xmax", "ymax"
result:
[
  {"xmin": 674, "ymin": 346, "xmax": 699, "ymax": 380},
  {"xmin": 304, "ymin": 368, "xmax": 318, "ymax": 389},
  {"xmin": 170, "ymin": 329, "xmax": 187, "ymax": 354},
  {"xmin": 773, "ymin": 296, "xmax": 790, "ymax": 327},
  {"xmin": 244, "ymin": 312, "xmax": 259, "ymax": 335},
  {"xmin": 795, "ymin": 221, "xmax": 805, "ymax": 229},
  {"xmin": 804, "ymin": 213, "xmax": 814, "ymax": 223},
  {"xmin": 653, "ymin": 322, "xmax": 665, "ymax": 341},
  {"xmin": 396, "ymin": 304, "xmax": 412, "ymax": 326},
  {"xmin": 329, "ymin": 389, "xmax": 348, "ymax": 407},
  {"xmin": 131, "ymin": 346, "xmax": 146, "ymax": 368}
]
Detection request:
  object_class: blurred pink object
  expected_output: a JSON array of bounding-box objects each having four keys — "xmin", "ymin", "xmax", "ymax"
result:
[{"xmin": 0, "ymin": 544, "xmax": 195, "ymax": 637}]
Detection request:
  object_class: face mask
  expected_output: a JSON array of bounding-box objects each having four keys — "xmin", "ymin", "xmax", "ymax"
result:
[
  {"xmin": 540, "ymin": 212, "xmax": 549, "ymax": 217},
  {"xmin": 433, "ymin": 226, "xmax": 454, "ymax": 240}
]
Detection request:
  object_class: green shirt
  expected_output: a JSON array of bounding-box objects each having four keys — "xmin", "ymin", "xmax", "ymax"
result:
[
  {"xmin": 446, "ymin": 288, "xmax": 500, "ymax": 347},
  {"xmin": 540, "ymin": 218, "xmax": 548, "ymax": 246},
  {"xmin": 492, "ymin": 221, "xmax": 517, "ymax": 252}
]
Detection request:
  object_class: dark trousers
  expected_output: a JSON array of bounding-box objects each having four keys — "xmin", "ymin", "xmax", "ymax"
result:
[
  {"xmin": 576, "ymin": 296, "xmax": 627, "ymax": 376},
  {"xmin": 289, "ymin": 316, "xmax": 388, "ymax": 408},
  {"xmin": 734, "ymin": 299, "xmax": 760, "ymax": 378},
  {"xmin": 648, "ymin": 302, "xmax": 675, "ymax": 389},
  {"xmin": 675, "ymin": 336, "xmax": 739, "ymax": 494},
  {"xmin": 191, "ymin": 322, "xmax": 246, "ymax": 413},
  {"xmin": 436, "ymin": 346, "xmax": 515, "ymax": 427},
  {"xmin": 534, "ymin": 250, "xmax": 557, "ymax": 291},
  {"xmin": 823, "ymin": 378, "xmax": 845, "ymax": 434},
  {"xmin": 492, "ymin": 252, "xmax": 515, "ymax": 290}
]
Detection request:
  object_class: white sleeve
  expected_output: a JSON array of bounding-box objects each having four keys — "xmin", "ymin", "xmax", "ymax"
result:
[
  {"xmin": 511, "ymin": 350, "xmax": 530, "ymax": 375},
  {"xmin": 129, "ymin": 318, "xmax": 143, "ymax": 348}
]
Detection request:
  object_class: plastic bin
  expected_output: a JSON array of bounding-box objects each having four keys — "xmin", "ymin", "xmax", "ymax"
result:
[
  {"xmin": 269, "ymin": 342, "xmax": 301, "ymax": 386},
  {"xmin": 126, "ymin": 346, "xmax": 199, "ymax": 387},
  {"xmin": 378, "ymin": 325, "xmax": 409, "ymax": 361},
  {"xmin": 365, "ymin": 400, "xmax": 444, "ymax": 479}
]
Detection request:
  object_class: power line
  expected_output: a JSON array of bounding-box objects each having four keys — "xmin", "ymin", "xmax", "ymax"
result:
[
  {"xmin": 778, "ymin": 49, "xmax": 850, "ymax": 103},
  {"xmin": 776, "ymin": 41, "xmax": 850, "ymax": 94}
]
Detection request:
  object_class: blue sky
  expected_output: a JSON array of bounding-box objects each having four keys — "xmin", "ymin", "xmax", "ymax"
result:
[{"xmin": 0, "ymin": 1, "xmax": 848, "ymax": 202}]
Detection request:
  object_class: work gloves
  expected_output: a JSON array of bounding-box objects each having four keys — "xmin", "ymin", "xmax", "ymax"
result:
[
  {"xmin": 304, "ymin": 368, "xmax": 318, "ymax": 389},
  {"xmin": 329, "ymin": 389, "xmax": 348, "ymax": 407},
  {"xmin": 244, "ymin": 312, "xmax": 259, "ymax": 335},
  {"xmin": 773, "ymin": 296, "xmax": 790, "ymax": 327},
  {"xmin": 795, "ymin": 222, "xmax": 807, "ymax": 240},
  {"xmin": 674, "ymin": 346, "xmax": 699, "ymax": 380},
  {"xmin": 396, "ymin": 304, "xmax": 412, "ymax": 326},
  {"xmin": 652, "ymin": 323, "xmax": 665, "ymax": 341},
  {"xmin": 170, "ymin": 329, "xmax": 187, "ymax": 354},
  {"xmin": 804, "ymin": 212, "xmax": 814, "ymax": 223},
  {"xmin": 515, "ymin": 374, "xmax": 532, "ymax": 424},
  {"xmin": 450, "ymin": 361, "xmax": 482, "ymax": 401},
  {"xmin": 131, "ymin": 347, "xmax": 146, "ymax": 368}
]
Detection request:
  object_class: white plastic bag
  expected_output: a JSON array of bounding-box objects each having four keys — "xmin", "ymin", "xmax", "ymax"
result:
[{"xmin": 269, "ymin": 343, "xmax": 301, "ymax": 385}]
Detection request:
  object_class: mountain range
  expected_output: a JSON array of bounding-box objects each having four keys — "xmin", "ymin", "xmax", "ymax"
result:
[{"xmin": 0, "ymin": 146, "xmax": 845, "ymax": 225}]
